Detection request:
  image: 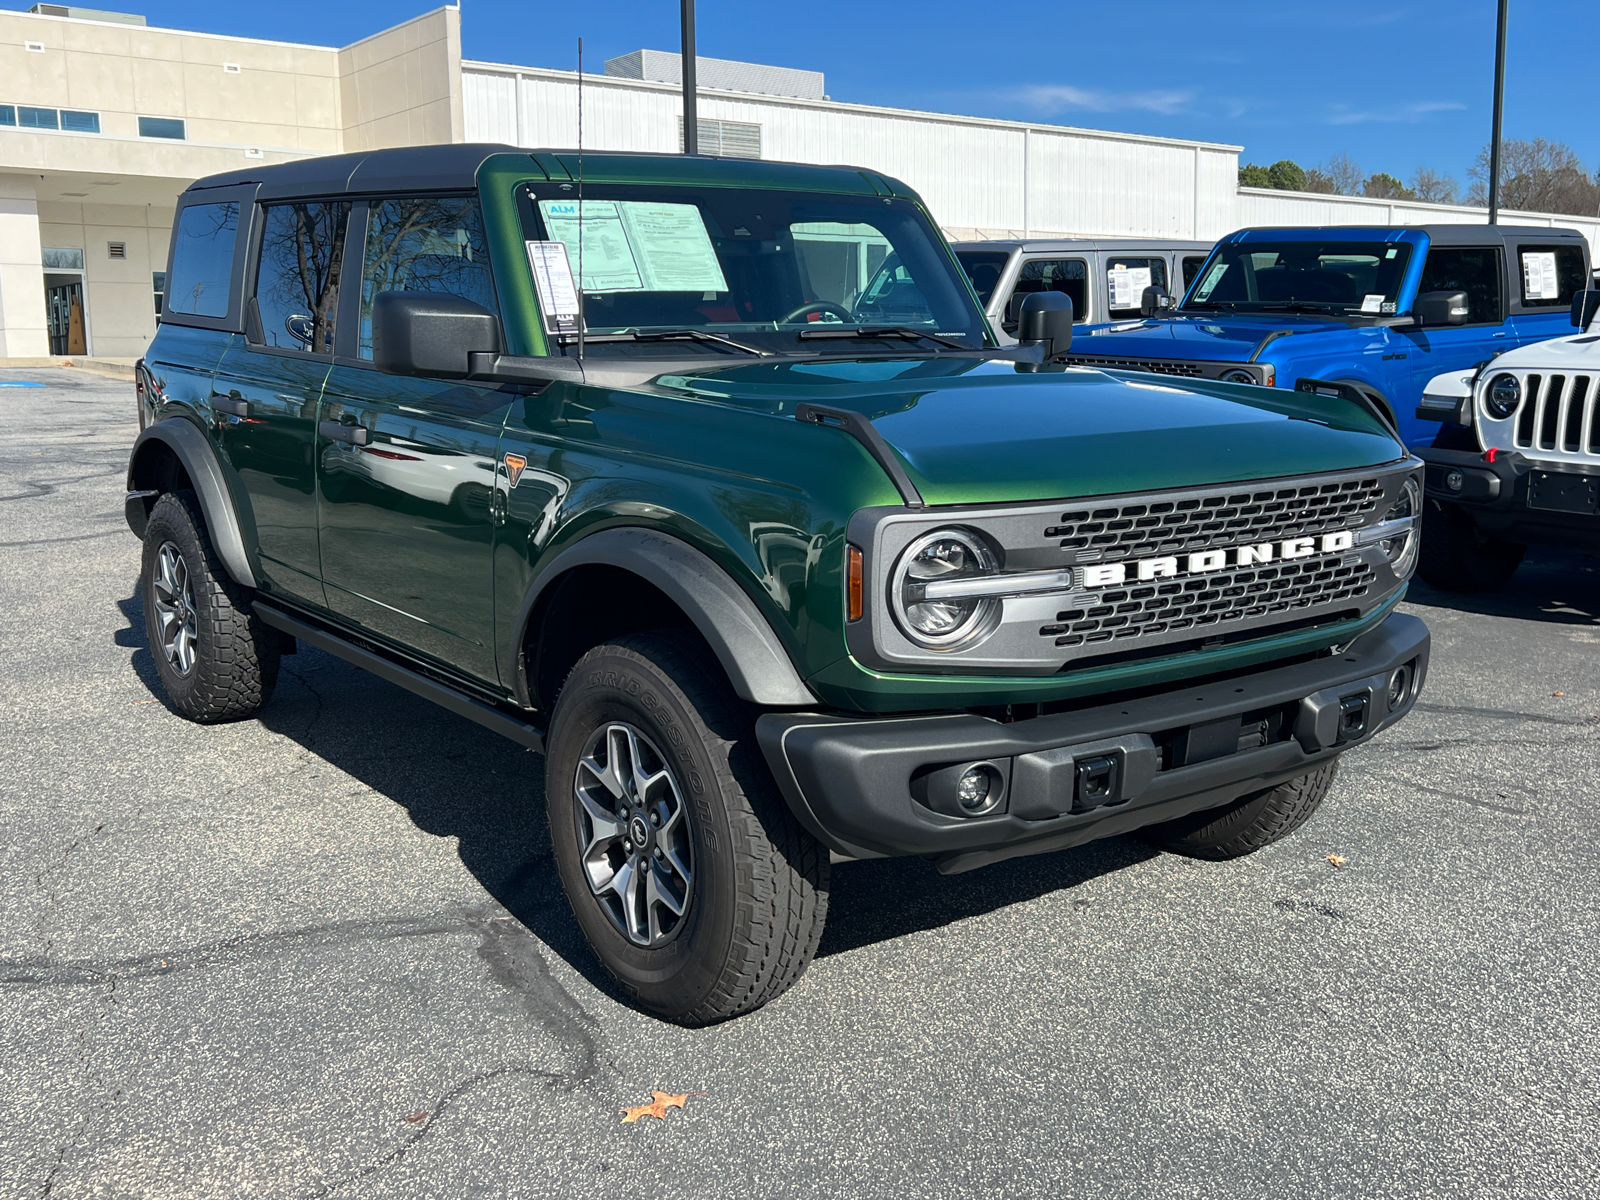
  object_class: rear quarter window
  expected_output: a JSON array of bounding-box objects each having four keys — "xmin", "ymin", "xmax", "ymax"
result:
[
  {"xmin": 1517, "ymin": 244, "xmax": 1587, "ymax": 309},
  {"xmin": 165, "ymin": 202, "xmax": 240, "ymax": 318}
]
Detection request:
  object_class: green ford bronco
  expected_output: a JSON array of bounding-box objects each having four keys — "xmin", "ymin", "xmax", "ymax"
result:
[{"xmin": 127, "ymin": 144, "xmax": 1429, "ymax": 1023}]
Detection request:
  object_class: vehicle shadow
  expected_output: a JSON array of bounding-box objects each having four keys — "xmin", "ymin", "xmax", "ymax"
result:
[
  {"xmin": 1406, "ymin": 546, "xmax": 1599, "ymax": 625},
  {"xmin": 115, "ymin": 590, "xmax": 1153, "ymax": 993}
]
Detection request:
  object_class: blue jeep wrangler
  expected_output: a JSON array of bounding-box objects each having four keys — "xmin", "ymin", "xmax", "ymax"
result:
[{"xmin": 1065, "ymin": 224, "xmax": 1592, "ymax": 449}]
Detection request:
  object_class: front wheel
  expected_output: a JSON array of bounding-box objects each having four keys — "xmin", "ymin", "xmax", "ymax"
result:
[
  {"xmin": 544, "ymin": 631, "xmax": 829, "ymax": 1025},
  {"xmin": 1141, "ymin": 762, "xmax": 1338, "ymax": 860}
]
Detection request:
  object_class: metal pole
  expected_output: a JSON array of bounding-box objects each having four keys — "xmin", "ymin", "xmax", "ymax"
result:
[
  {"xmin": 1487, "ymin": 0, "xmax": 1508, "ymax": 223},
  {"xmin": 681, "ymin": 0, "xmax": 698, "ymax": 155}
]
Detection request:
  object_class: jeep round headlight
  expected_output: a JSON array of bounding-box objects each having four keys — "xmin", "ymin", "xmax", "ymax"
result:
[
  {"xmin": 1221, "ymin": 368, "xmax": 1257, "ymax": 385},
  {"xmin": 1379, "ymin": 477, "xmax": 1421, "ymax": 579},
  {"xmin": 1485, "ymin": 373, "xmax": 1521, "ymax": 420},
  {"xmin": 891, "ymin": 529, "xmax": 1000, "ymax": 648}
]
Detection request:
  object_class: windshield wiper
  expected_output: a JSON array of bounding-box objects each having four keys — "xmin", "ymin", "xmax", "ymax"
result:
[
  {"xmin": 1252, "ymin": 303, "xmax": 1341, "ymax": 314},
  {"xmin": 796, "ymin": 326, "xmax": 970, "ymax": 350},
  {"xmin": 556, "ymin": 329, "xmax": 769, "ymax": 356}
]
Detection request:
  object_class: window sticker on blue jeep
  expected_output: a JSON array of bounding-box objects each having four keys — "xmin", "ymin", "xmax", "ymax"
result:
[
  {"xmin": 538, "ymin": 199, "xmax": 729, "ymax": 294},
  {"xmin": 1522, "ymin": 251, "xmax": 1560, "ymax": 301}
]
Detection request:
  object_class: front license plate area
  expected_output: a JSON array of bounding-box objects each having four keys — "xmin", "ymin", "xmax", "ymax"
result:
[{"xmin": 1527, "ymin": 471, "xmax": 1599, "ymax": 515}]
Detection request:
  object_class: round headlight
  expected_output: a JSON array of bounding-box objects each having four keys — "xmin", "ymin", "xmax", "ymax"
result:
[
  {"xmin": 1221, "ymin": 368, "xmax": 1257, "ymax": 385},
  {"xmin": 1485, "ymin": 373, "xmax": 1521, "ymax": 420},
  {"xmin": 890, "ymin": 528, "xmax": 1000, "ymax": 649},
  {"xmin": 1379, "ymin": 477, "xmax": 1421, "ymax": 579}
]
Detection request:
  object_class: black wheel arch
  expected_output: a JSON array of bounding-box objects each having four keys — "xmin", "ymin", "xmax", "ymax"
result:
[
  {"xmin": 513, "ymin": 527, "xmax": 819, "ymax": 711},
  {"xmin": 126, "ymin": 417, "xmax": 258, "ymax": 588}
]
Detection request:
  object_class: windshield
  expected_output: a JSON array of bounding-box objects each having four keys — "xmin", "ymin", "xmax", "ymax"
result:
[
  {"xmin": 1182, "ymin": 240, "xmax": 1415, "ymax": 316},
  {"xmin": 518, "ymin": 184, "xmax": 989, "ymax": 356}
]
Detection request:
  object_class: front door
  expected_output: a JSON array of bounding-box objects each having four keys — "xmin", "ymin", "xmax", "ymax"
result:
[
  {"xmin": 316, "ymin": 194, "xmax": 511, "ymax": 687},
  {"xmin": 1401, "ymin": 246, "xmax": 1510, "ymax": 444},
  {"xmin": 46, "ymin": 277, "xmax": 87, "ymax": 355},
  {"xmin": 213, "ymin": 198, "xmax": 353, "ymax": 609}
]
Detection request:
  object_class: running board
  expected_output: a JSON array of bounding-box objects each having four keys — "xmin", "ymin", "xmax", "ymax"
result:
[{"xmin": 252, "ymin": 602, "xmax": 546, "ymax": 753}]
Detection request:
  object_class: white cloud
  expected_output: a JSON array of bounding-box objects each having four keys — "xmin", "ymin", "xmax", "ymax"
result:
[
  {"xmin": 1326, "ymin": 100, "xmax": 1466, "ymax": 126},
  {"xmin": 1013, "ymin": 84, "xmax": 1196, "ymax": 116}
]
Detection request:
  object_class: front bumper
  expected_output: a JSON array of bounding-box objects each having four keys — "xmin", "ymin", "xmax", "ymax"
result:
[
  {"xmin": 757, "ymin": 612, "xmax": 1428, "ymax": 874},
  {"xmin": 1417, "ymin": 447, "xmax": 1600, "ymax": 548}
]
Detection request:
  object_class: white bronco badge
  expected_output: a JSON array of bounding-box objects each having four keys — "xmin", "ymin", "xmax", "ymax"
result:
[{"xmin": 1082, "ymin": 530, "xmax": 1355, "ymax": 588}]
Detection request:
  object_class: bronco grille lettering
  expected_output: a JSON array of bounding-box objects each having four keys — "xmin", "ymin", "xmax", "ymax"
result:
[{"xmin": 1083, "ymin": 530, "xmax": 1354, "ymax": 588}]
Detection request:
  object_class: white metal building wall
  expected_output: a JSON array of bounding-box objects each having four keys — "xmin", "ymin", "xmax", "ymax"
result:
[{"xmin": 462, "ymin": 64, "xmax": 1600, "ymax": 257}]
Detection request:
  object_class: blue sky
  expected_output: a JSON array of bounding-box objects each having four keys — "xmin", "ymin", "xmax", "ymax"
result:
[{"xmin": 32, "ymin": 0, "xmax": 1600, "ymax": 190}]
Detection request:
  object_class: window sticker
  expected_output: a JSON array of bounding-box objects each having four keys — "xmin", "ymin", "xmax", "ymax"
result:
[
  {"xmin": 1522, "ymin": 250, "xmax": 1560, "ymax": 301},
  {"xmin": 1361, "ymin": 294, "xmax": 1384, "ymax": 314},
  {"xmin": 1194, "ymin": 260, "xmax": 1229, "ymax": 300},
  {"xmin": 1108, "ymin": 265, "xmax": 1152, "ymax": 310},
  {"xmin": 538, "ymin": 199, "xmax": 729, "ymax": 294},
  {"xmin": 525, "ymin": 240, "xmax": 580, "ymax": 329}
]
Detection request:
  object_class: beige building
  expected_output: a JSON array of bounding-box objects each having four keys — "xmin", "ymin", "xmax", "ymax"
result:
[{"xmin": 2, "ymin": 3, "xmax": 1595, "ymax": 361}]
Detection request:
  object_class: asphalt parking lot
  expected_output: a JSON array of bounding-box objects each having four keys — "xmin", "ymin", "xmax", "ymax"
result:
[{"xmin": 3, "ymin": 367, "xmax": 1598, "ymax": 1199}]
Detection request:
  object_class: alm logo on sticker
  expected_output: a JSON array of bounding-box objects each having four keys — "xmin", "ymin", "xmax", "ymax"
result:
[
  {"xmin": 1083, "ymin": 531, "xmax": 1355, "ymax": 589},
  {"xmin": 503, "ymin": 453, "xmax": 528, "ymax": 487}
]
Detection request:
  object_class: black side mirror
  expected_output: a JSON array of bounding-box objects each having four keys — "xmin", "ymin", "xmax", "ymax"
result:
[
  {"xmin": 1139, "ymin": 286, "xmax": 1174, "ymax": 318},
  {"xmin": 1017, "ymin": 291, "xmax": 1073, "ymax": 358},
  {"xmin": 1571, "ymin": 288, "xmax": 1600, "ymax": 329},
  {"xmin": 372, "ymin": 291, "xmax": 501, "ymax": 379},
  {"xmin": 1414, "ymin": 290, "xmax": 1469, "ymax": 327}
]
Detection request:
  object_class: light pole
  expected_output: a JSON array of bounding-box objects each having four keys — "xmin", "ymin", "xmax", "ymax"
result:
[
  {"xmin": 681, "ymin": 0, "xmax": 698, "ymax": 155},
  {"xmin": 1487, "ymin": 0, "xmax": 1508, "ymax": 223}
]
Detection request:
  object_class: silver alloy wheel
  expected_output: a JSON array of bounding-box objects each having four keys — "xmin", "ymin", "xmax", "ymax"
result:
[
  {"xmin": 151, "ymin": 540, "xmax": 198, "ymax": 677},
  {"xmin": 573, "ymin": 721, "xmax": 694, "ymax": 948}
]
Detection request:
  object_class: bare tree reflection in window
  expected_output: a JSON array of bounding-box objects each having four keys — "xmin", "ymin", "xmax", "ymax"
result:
[
  {"xmin": 359, "ymin": 197, "xmax": 498, "ymax": 359},
  {"xmin": 256, "ymin": 202, "xmax": 351, "ymax": 353}
]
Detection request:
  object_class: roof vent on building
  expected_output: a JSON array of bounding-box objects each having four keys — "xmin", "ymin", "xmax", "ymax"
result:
[
  {"xmin": 28, "ymin": 5, "xmax": 148, "ymax": 25},
  {"xmin": 25, "ymin": 41, "xmax": 44, "ymax": 52},
  {"xmin": 223, "ymin": 62, "xmax": 241, "ymax": 74},
  {"xmin": 107, "ymin": 241, "xmax": 126, "ymax": 259},
  {"xmin": 605, "ymin": 49, "xmax": 823, "ymax": 101}
]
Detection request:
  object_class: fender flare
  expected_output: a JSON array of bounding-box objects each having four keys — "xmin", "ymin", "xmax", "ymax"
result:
[
  {"xmin": 125, "ymin": 417, "xmax": 258, "ymax": 588},
  {"xmin": 520, "ymin": 527, "xmax": 818, "ymax": 708}
]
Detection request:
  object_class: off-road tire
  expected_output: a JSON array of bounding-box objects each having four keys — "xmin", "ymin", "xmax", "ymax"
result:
[
  {"xmin": 1142, "ymin": 761, "xmax": 1338, "ymax": 861},
  {"xmin": 545, "ymin": 631, "xmax": 829, "ymax": 1025},
  {"xmin": 140, "ymin": 489, "xmax": 280, "ymax": 722},
  {"xmin": 1418, "ymin": 499, "xmax": 1525, "ymax": 593}
]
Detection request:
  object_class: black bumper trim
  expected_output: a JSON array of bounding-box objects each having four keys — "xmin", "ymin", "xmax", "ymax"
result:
[{"xmin": 756, "ymin": 613, "xmax": 1429, "ymax": 873}]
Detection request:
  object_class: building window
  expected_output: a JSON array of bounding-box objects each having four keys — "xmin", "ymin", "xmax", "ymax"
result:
[
  {"xmin": 677, "ymin": 117, "xmax": 762, "ymax": 159},
  {"xmin": 60, "ymin": 110, "xmax": 99, "ymax": 133},
  {"xmin": 20, "ymin": 107, "xmax": 58, "ymax": 130},
  {"xmin": 0, "ymin": 107, "xmax": 13, "ymax": 126},
  {"xmin": 4, "ymin": 106, "xmax": 101, "ymax": 133},
  {"xmin": 43, "ymin": 247, "xmax": 85, "ymax": 271},
  {"xmin": 139, "ymin": 116, "xmax": 186, "ymax": 140},
  {"xmin": 153, "ymin": 271, "xmax": 166, "ymax": 318}
]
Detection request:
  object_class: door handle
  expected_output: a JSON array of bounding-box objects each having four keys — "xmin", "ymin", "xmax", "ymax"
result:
[
  {"xmin": 211, "ymin": 392, "xmax": 249, "ymax": 417},
  {"xmin": 318, "ymin": 420, "xmax": 369, "ymax": 446}
]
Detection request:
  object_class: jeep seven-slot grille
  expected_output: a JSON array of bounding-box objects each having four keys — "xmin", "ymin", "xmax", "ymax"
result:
[
  {"xmin": 1065, "ymin": 355, "xmax": 1206, "ymax": 378},
  {"xmin": 1511, "ymin": 373, "xmax": 1600, "ymax": 457},
  {"xmin": 1045, "ymin": 476, "xmax": 1385, "ymax": 563},
  {"xmin": 1040, "ymin": 558, "xmax": 1376, "ymax": 648}
]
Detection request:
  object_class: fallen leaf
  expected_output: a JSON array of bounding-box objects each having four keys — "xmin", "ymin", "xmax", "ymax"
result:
[
  {"xmin": 403, "ymin": 1111, "xmax": 428, "ymax": 1124},
  {"xmin": 620, "ymin": 1090, "xmax": 704, "ymax": 1124},
  {"xmin": 1552, "ymin": 691, "xmax": 1564, "ymax": 697},
  {"xmin": 1325, "ymin": 854, "xmax": 1347, "ymax": 867},
  {"xmin": 133, "ymin": 699, "xmax": 159, "ymax": 705}
]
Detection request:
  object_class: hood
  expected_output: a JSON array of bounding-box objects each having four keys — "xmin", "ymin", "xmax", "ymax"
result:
[
  {"xmin": 653, "ymin": 356, "xmax": 1404, "ymax": 506},
  {"xmin": 1480, "ymin": 327, "xmax": 1600, "ymax": 372},
  {"xmin": 1072, "ymin": 312, "xmax": 1349, "ymax": 362}
]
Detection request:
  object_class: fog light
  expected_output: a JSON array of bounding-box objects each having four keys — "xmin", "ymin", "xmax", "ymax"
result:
[
  {"xmin": 956, "ymin": 763, "xmax": 1002, "ymax": 816},
  {"xmin": 1446, "ymin": 470, "xmax": 1463, "ymax": 493},
  {"xmin": 1388, "ymin": 665, "xmax": 1413, "ymax": 710}
]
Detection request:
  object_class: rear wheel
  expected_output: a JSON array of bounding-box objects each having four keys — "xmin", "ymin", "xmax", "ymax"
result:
[
  {"xmin": 1418, "ymin": 499, "xmax": 1525, "ymax": 593},
  {"xmin": 1142, "ymin": 762, "xmax": 1338, "ymax": 861},
  {"xmin": 544, "ymin": 630, "xmax": 829, "ymax": 1025}
]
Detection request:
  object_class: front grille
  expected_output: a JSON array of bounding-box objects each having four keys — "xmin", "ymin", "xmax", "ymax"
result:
[
  {"xmin": 1045, "ymin": 477, "xmax": 1386, "ymax": 563},
  {"xmin": 1065, "ymin": 355, "xmax": 1205, "ymax": 378},
  {"xmin": 1040, "ymin": 558, "xmax": 1376, "ymax": 648},
  {"xmin": 1511, "ymin": 372, "xmax": 1599, "ymax": 457}
]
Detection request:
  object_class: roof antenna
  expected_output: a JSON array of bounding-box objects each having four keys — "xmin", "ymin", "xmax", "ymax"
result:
[{"xmin": 576, "ymin": 35, "xmax": 585, "ymax": 362}]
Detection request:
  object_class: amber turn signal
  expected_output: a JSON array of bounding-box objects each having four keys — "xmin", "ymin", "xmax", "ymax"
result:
[{"xmin": 847, "ymin": 545, "xmax": 863, "ymax": 622}]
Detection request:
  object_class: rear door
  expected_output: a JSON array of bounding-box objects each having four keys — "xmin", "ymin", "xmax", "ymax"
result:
[
  {"xmin": 212, "ymin": 198, "xmax": 352, "ymax": 609},
  {"xmin": 316, "ymin": 193, "xmax": 512, "ymax": 688}
]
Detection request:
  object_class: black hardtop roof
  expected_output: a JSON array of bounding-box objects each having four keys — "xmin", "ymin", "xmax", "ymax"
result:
[{"xmin": 1231, "ymin": 223, "xmax": 1588, "ymax": 246}]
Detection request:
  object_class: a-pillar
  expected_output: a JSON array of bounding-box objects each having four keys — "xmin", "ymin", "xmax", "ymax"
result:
[{"xmin": 0, "ymin": 175, "xmax": 49, "ymax": 358}]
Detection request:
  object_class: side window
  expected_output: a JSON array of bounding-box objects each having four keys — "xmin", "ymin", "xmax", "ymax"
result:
[
  {"xmin": 1003, "ymin": 257, "xmax": 1087, "ymax": 333},
  {"xmin": 359, "ymin": 195, "xmax": 498, "ymax": 359},
  {"xmin": 165, "ymin": 202, "xmax": 239, "ymax": 318},
  {"xmin": 254, "ymin": 201, "xmax": 352, "ymax": 354},
  {"xmin": 1105, "ymin": 256, "xmax": 1169, "ymax": 318},
  {"xmin": 956, "ymin": 251, "xmax": 1010, "ymax": 308},
  {"xmin": 1516, "ymin": 244, "xmax": 1587, "ymax": 309},
  {"xmin": 1181, "ymin": 255, "xmax": 1210, "ymax": 294},
  {"xmin": 1417, "ymin": 247, "xmax": 1501, "ymax": 324}
]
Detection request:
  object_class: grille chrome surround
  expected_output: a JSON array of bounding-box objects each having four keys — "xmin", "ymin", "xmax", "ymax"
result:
[
  {"xmin": 1482, "ymin": 370, "xmax": 1600, "ymax": 464},
  {"xmin": 847, "ymin": 461, "xmax": 1421, "ymax": 676}
]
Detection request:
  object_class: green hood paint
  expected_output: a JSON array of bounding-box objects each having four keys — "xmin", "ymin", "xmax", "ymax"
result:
[{"xmin": 654, "ymin": 357, "xmax": 1405, "ymax": 506}]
